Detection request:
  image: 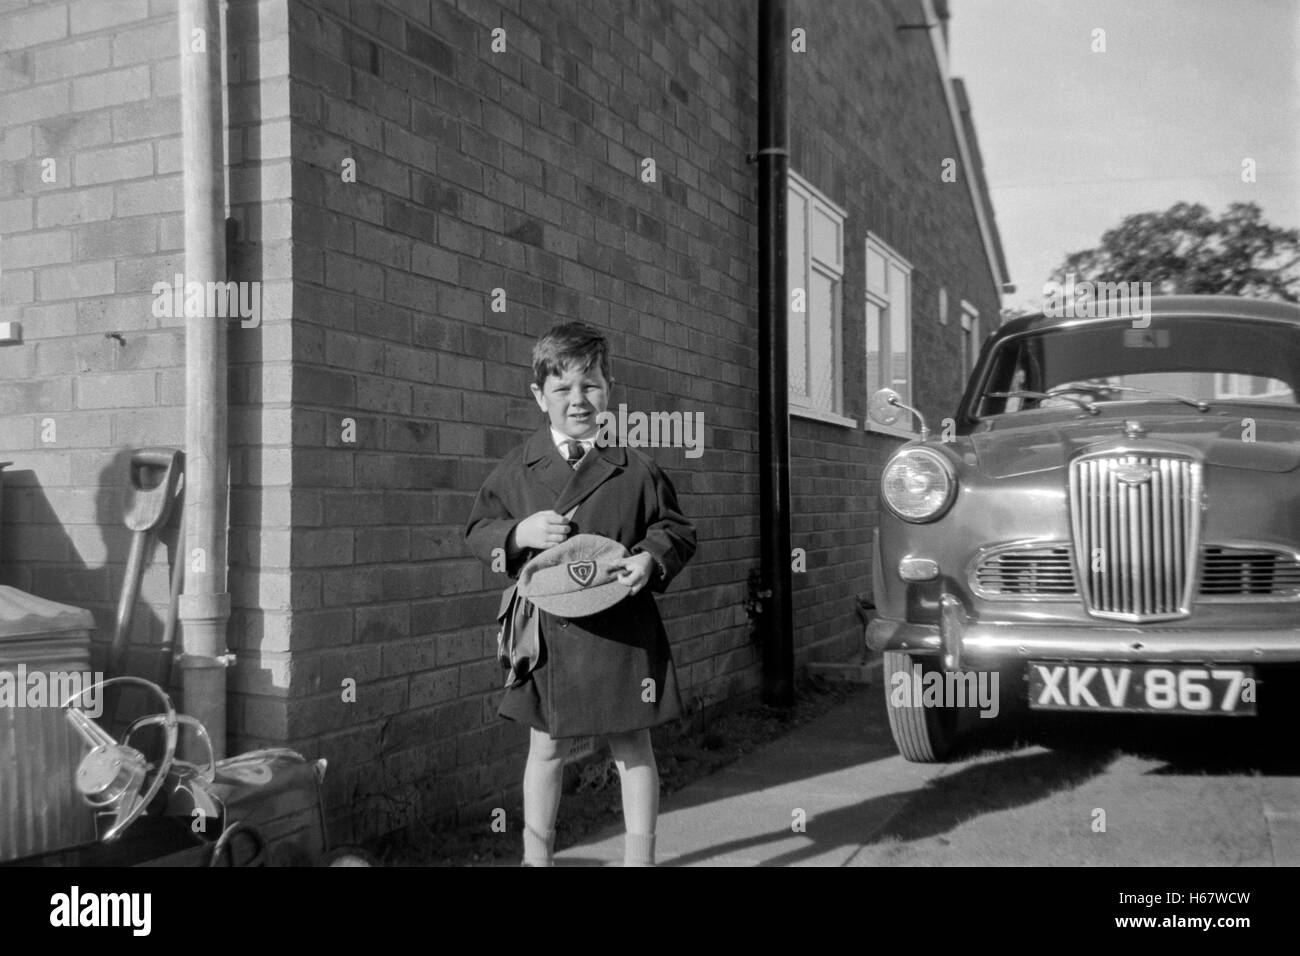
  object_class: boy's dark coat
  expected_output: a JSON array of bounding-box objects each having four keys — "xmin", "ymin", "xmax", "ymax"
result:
[{"xmin": 465, "ymin": 425, "xmax": 696, "ymax": 738}]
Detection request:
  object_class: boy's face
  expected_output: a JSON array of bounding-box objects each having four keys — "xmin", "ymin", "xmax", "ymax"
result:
[{"xmin": 531, "ymin": 361, "xmax": 611, "ymax": 440}]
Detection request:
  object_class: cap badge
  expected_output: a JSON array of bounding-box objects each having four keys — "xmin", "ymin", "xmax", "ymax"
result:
[{"xmin": 567, "ymin": 561, "xmax": 597, "ymax": 587}]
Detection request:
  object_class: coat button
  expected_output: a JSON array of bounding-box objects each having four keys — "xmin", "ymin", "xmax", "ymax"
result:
[{"xmin": 560, "ymin": 619, "xmax": 569, "ymax": 628}]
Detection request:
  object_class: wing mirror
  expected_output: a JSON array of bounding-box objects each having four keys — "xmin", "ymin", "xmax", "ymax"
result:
[{"xmin": 868, "ymin": 388, "xmax": 930, "ymax": 440}]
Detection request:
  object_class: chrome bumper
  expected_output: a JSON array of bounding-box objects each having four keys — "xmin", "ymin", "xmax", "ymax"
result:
[{"xmin": 867, "ymin": 595, "xmax": 1300, "ymax": 667}]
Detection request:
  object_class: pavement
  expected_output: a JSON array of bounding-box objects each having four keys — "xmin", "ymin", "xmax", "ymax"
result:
[{"xmin": 553, "ymin": 682, "xmax": 1300, "ymax": 867}]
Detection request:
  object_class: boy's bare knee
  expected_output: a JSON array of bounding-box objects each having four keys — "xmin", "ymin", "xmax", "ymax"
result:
[{"xmin": 529, "ymin": 728, "xmax": 572, "ymax": 762}]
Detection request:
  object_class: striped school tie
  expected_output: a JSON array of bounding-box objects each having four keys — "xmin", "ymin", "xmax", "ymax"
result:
[{"xmin": 564, "ymin": 440, "xmax": 587, "ymax": 469}]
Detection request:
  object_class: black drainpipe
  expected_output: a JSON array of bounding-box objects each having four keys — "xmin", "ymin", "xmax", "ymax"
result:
[{"xmin": 755, "ymin": 0, "xmax": 794, "ymax": 707}]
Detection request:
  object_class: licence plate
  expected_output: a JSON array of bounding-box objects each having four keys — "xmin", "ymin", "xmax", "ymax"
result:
[{"xmin": 1027, "ymin": 663, "xmax": 1256, "ymax": 715}]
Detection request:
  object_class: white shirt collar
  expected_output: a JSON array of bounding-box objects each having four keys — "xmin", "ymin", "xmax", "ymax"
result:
[{"xmin": 550, "ymin": 427, "xmax": 594, "ymax": 451}]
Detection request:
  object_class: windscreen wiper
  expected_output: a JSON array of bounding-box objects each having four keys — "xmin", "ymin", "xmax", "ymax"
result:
[{"xmin": 985, "ymin": 390, "xmax": 1100, "ymax": 415}]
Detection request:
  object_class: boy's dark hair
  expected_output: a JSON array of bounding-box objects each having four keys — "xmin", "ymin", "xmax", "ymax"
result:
[{"xmin": 531, "ymin": 321, "xmax": 613, "ymax": 387}]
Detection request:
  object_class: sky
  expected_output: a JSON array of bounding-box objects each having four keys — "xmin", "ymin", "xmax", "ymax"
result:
[{"xmin": 948, "ymin": 0, "xmax": 1300, "ymax": 313}]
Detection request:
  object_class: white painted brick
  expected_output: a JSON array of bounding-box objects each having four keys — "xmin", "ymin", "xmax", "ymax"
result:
[
  {"xmin": 34, "ymin": 111, "xmax": 112, "ymax": 153},
  {"xmin": 0, "ymin": 196, "xmax": 33, "ymax": 232},
  {"xmin": 114, "ymin": 252, "xmax": 183, "ymax": 293},
  {"xmin": 75, "ymin": 293, "xmax": 155, "ymax": 334},
  {"xmin": 114, "ymin": 174, "xmax": 181, "ymax": 216},
  {"xmin": 150, "ymin": 56, "xmax": 177, "ymax": 97},
  {"xmin": 70, "ymin": 0, "xmax": 149, "ymax": 35},
  {"xmin": 19, "ymin": 301, "xmax": 76, "ymax": 336},
  {"xmin": 1, "ymin": 268, "xmax": 34, "ymax": 305},
  {"xmin": 244, "ymin": 118, "xmax": 290, "ymax": 160},
  {"xmin": 73, "ymin": 216, "xmax": 157, "ymax": 259},
  {"xmin": 229, "ymin": 161, "xmax": 290, "ymax": 203},
  {"xmin": 37, "ymin": 260, "xmax": 115, "ymax": 299},
  {"xmin": 2, "ymin": 229, "xmax": 70, "ymax": 267},
  {"xmin": 158, "ymin": 213, "xmax": 183, "ymax": 251},
  {"xmin": 35, "ymin": 184, "xmax": 113, "ymax": 226},
  {"xmin": 0, "ymin": 125, "xmax": 31, "ymax": 161},
  {"xmin": 110, "ymin": 20, "xmax": 173, "ymax": 66},
  {"xmin": 72, "ymin": 140, "xmax": 153, "ymax": 185},
  {"xmin": 0, "ymin": 79, "xmax": 69, "ymax": 125},
  {"xmin": 32, "ymin": 35, "xmax": 110, "ymax": 82},
  {"xmin": 75, "ymin": 370, "xmax": 155, "ymax": 408},
  {"xmin": 155, "ymin": 136, "xmax": 181, "ymax": 174},
  {"xmin": 71, "ymin": 64, "xmax": 150, "ymax": 112},
  {"xmin": 0, "ymin": 5, "xmax": 68, "ymax": 52},
  {"xmin": 110, "ymin": 96, "xmax": 181, "ymax": 142},
  {"xmin": 0, "ymin": 49, "xmax": 32, "ymax": 93}
]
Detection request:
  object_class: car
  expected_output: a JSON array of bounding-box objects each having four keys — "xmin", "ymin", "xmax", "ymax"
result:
[{"xmin": 865, "ymin": 295, "xmax": 1300, "ymax": 761}]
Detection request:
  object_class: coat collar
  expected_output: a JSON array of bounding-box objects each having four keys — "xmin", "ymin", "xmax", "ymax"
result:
[{"xmin": 523, "ymin": 423, "xmax": 627, "ymax": 512}]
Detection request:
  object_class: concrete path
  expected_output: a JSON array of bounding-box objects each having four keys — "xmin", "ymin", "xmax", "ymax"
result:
[{"xmin": 555, "ymin": 685, "xmax": 1300, "ymax": 866}]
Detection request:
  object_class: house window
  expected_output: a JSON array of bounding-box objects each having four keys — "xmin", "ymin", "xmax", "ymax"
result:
[
  {"xmin": 960, "ymin": 300, "xmax": 980, "ymax": 374},
  {"xmin": 1214, "ymin": 373, "xmax": 1294, "ymax": 402},
  {"xmin": 788, "ymin": 171, "xmax": 846, "ymax": 419},
  {"xmin": 865, "ymin": 233, "xmax": 913, "ymax": 431}
]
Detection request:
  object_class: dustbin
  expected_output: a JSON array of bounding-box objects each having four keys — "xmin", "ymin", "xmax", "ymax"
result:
[{"xmin": 0, "ymin": 585, "xmax": 99, "ymax": 862}]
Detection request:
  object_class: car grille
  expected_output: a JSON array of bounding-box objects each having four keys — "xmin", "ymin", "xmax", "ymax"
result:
[
  {"xmin": 1200, "ymin": 547, "xmax": 1300, "ymax": 598},
  {"xmin": 974, "ymin": 544, "xmax": 1300, "ymax": 602},
  {"xmin": 1068, "ymin": 454, "xmax": 1202, "ymax": 621},
  {"xmin": 974, "ymin": 546, "xmax": 1076, "ymax": 596}
]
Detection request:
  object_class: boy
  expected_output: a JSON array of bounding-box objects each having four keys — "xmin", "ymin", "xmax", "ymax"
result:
[{"xmin": 465, "ymin": 321, "xmax": 696, "ymax": 866}]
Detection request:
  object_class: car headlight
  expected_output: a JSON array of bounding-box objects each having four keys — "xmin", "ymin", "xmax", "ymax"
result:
[{"xmin": 882, "ymin": 448, "xmax": 957, "ymax": 522}]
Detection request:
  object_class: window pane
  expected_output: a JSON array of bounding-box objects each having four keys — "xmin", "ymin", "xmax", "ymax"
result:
[
  {"xmin": 888, "ymin": 265, "xmax": 909, "ymax": 404},
  {"xmin": 787, "ymin": 191, "xmax": 806, "ymax": 275},
  {"xmin": 809, "ymin": 270, "xmax": 836, "ymax": 411},
  {"xmin": 789, "ymin": 308, "xmax": 808, "ymax": 398},
  {"xmin": 866, "ymin": 301, "xmax": 883, "ymax": 398},
  {"xmin": 866, "ymin": 247, "xmax": 886, "ymax": 293},
  {"xmin": 811, "ymin": 205, "xmax": 840, "ymax": 269}
]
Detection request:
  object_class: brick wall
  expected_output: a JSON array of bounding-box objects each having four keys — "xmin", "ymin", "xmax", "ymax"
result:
[
  {"xmin": 1, "ymin": 0, "xmax": 1004, "ymax": 844},
  {"xmin": 0, "ymin": 0, "xmax": 296, "ymax": 744},
  {"xmin": 283, "ymin": 0, "xmax": 761, "ymax": 839},
  {"xmin": 0, "ymin": 0, "xmax": 187, "ymax": 675},
  {"xmin": 784, "ymin": 0, "xmax": 1004, "ymax": 664}
]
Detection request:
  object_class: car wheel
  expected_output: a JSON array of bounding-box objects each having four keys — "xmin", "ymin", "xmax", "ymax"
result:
[{"xmin": 883, "ymin": 650, "xmax": 960, "ymax": 762}]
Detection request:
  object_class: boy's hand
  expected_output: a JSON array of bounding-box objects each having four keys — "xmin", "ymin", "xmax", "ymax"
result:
[
  {"xmin": 513, "ymin": 510, "xmax": 572, "ymax": 551},
  {"xmin": 611, "ymin": 552, "xmax": 656, "ymax": 595}
]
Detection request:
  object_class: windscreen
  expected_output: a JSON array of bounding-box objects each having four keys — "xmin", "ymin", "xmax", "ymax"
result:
[{"xmin": 972, "ymin": 317, "xmax": 1300, "ymax": 417}]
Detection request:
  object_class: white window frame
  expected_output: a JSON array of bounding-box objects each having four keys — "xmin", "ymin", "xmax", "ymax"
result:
[
  {"xmin": 864, "ymin": 232, "xmax": 914, "ymax": 438},
  {"xmin": 960, "ymin": 300, "xmax": 980, "ymax": 375},
  {"xmin": 787, "ymin": 170, "xmax": 855, "ymax": 428}
]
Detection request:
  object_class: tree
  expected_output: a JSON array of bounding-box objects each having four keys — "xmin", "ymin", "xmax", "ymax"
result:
[{"xmin": 1049, "ymin": 201, "xmax": 1300, "ymax": 303}]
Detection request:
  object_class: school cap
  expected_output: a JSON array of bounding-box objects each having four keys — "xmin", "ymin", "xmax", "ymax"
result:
[{"xmin": 517, "ymin": 534, "xmax": 632, "ymax": 617}]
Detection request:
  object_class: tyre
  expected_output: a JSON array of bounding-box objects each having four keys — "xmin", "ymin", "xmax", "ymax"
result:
[{"xmin": 883, "ymin": 650, "xmax": 960, "ymax": 762}]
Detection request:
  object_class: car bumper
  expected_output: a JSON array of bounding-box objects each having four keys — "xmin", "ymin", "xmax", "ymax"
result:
[{"xmin": 867, "ymin": 594, "xmax": 1300, "ymax": 668}]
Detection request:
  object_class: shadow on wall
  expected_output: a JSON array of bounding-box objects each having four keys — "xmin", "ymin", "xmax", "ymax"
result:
[{"xmin": 0, "ymin": 450, "xmax": 179, "ymax": 696}]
